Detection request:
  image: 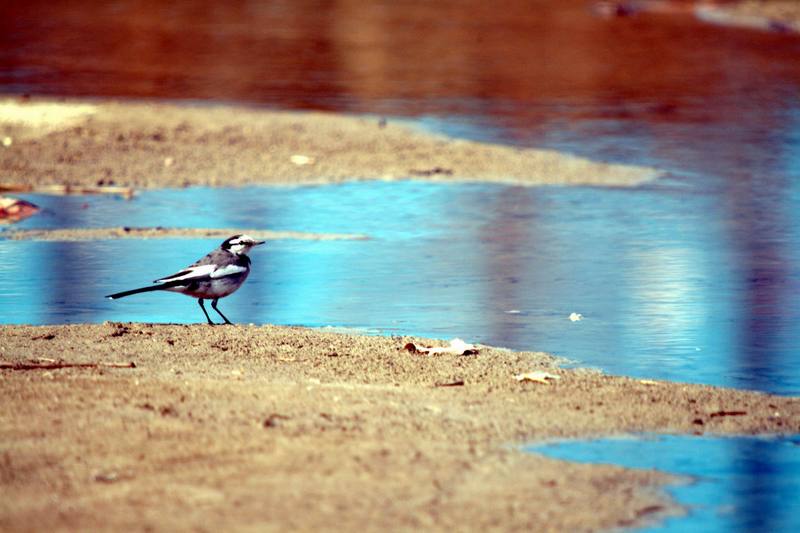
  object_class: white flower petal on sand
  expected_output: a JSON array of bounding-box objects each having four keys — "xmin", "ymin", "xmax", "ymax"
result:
[{"xmin": 290, "ymin": 154, "xmax": 315, "ymax": 166}]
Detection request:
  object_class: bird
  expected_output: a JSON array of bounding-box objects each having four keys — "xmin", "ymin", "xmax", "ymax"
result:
[{"xmin": 106, "ymin": 234, "xmax": 265, "ymax": 325}]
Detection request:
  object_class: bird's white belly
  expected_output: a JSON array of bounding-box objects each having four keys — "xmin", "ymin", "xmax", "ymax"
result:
[{"xmin": 166, "ymin": 272, "xmax": 248, "ymax": 299}]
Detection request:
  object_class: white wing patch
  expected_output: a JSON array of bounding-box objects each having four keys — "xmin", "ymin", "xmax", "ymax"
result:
[
  {"xmin": 155, "ymin": 263, "xmax": 246, "ymax": 284},
  {"xmin": 155, "ymin": 264, "xmax": 217, "ymax": 283},
  {"xmin": 210, "ymin": 264, "xmax": 248, "ymax": 278}
]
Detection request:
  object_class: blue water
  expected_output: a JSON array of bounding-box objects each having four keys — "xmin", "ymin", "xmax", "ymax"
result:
[
  {"xmin": 532, "ymin": 434, "xmax": 800, "ymax": 532},
  {"xmin": 2, "ymin": 177, "xmax": 800, "ymax": 395}
]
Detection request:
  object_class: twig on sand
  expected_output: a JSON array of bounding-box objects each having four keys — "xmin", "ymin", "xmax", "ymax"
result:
[
  {"xmin": 0, "ymin": 183, "xmax": 135, "ymax": 199},
  {"xmin": 0, "ymin": 359, "xmax": 136, "ymax": 370},
  {"xmin": 434, "ymin": 380, "xmax": 465, "ymax": 387}
]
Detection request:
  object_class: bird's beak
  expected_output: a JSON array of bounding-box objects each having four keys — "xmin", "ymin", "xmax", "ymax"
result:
[{"xmin": 255, "ymin": 240, "xmax": 266, "ymax": 246}]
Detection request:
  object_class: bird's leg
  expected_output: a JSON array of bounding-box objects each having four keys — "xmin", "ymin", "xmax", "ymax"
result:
[
  {"xmin": 211, "ymin": 298, "xmax": 233, "ymax": 325},
  {"xmin": 198, "ymin": 299, "xmax": 215, "ymax": 325}
]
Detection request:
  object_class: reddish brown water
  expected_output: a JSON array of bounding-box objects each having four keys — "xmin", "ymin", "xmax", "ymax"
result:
[{"xmin": 1, "ymin": 2, "xmax": 798, "ymax": 129}]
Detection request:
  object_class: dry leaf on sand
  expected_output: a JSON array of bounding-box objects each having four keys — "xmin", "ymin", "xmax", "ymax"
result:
[
  {"xmin": 0, "ymin": 196, "xmax": 39, "ymax": 223},
  {"xmin": 404, "ymin": 338, "xmax": 479, "ymax": 356}
]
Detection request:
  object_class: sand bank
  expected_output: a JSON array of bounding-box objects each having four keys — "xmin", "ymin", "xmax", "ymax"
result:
[
  {"xmin": 0, "ymin": 98, "xmax": 662, "ymax": 191},
  {"xmin": 698, "ymin": 1, "xmax": 800, "ymax": 33},
  {"xmin": 1, "ymin": 324, "xmax": 797, "ymax": 531}
]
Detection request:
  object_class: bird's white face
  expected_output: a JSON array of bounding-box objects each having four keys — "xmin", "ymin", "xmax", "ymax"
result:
[{"xmin": 223, "ymin": 234, "xmax": 266, "ymax": 254}]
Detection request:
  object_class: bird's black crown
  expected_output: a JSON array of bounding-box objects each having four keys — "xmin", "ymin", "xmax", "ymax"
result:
[{"xmin": 221, "ymin": 235, "xmax": 244, "ymax": 250}]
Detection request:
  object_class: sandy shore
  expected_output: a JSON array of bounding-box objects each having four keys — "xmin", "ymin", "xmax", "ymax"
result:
[
  {"xmin": 1, "ymin": 323, "xmax": 798, "ymax": 532},
  {"xmin": 0, "ymin": 97, "xmax": 661, "ymax": 190},
  {"xmin": 701, "ymin": 1, "xmax": 800, "ymax": 33}
]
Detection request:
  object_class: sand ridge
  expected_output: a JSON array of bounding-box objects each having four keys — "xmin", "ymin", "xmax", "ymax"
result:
[
  {"xmin": 0, "ymin": 226, "xmax": 368, "ymax": 242},
  {"xmin": 0, "ymin": 98, "xmax": 662, "ymax": 190}
]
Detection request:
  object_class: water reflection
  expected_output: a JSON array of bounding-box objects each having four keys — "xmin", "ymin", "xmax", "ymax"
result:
[
  {"xmin": 2, "ymin": 180, "xmax": 799, "ymax": 394},
  {"xmin": 3, "ymin": 1, "xmax": 798, "ymax": 119},
  {"xmin": 531, "ymin": 434, "xmax": 800, "ymax": 533},
  {"xmin": 480, "ymin": 187, "xmax": 541, "ymax": 347},
  {"xmin": 2, "ymin": 3, "xmax": 798, "ymax": 182}
]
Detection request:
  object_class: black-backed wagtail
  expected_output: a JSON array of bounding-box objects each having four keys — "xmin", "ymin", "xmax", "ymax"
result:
[{"xmin": 106, "ymin": 234, "xmax": 265, "ymax": 325}]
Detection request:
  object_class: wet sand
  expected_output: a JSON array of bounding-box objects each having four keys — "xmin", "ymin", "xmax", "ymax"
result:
[
  {"xmin": 1, "ymin": 98, "xmax": 799, "ymax": 531},
  {"xmin": 2, "ymin": 323, "xmax": 798, "ymax": 532}
]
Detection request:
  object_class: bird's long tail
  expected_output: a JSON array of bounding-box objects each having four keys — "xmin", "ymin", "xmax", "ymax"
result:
[{"xmin": 106, "ymin": 280, "xmax": 184, "ymax": 300}]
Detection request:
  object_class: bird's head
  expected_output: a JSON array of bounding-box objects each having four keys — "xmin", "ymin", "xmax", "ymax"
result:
[{"xmin": 221, "ymin": 234, "xmax": 266, "ymax": 255}]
